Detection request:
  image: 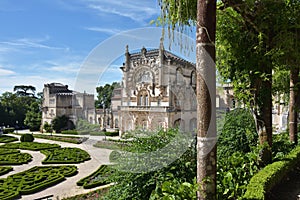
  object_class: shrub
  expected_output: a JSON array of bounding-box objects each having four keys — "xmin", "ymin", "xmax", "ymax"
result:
[
  {"xmin": 20, "ymin": 134, "xmax": 34, "ymax": 142},
  {"xmin": 52, "ymin": 115, "xmax": 74, "ymax": 133},
  {"xmin": 243, "ymin": 145, "xmax": 300, "ymax": 200},
  {"xmin": 0, "ymin": 135, "xmax": 18, "ymax": 143},
  {"xmin": 43, "ymin": 122, "xmax": 53, "ymax": 133},
  {"xmin": 3, "ymin": 128, "xmax": 15, "ymax": 134},
  {"xmin": 105, "ymin": 131, "xmax": 119, "ymax": 137},
  {"xmin": 218, "ymin": 108, "xmax": 258, "ymax": 157},
  {"xmin": 61, "ymin": 130, "xmax": 78, "ymax": 135}
]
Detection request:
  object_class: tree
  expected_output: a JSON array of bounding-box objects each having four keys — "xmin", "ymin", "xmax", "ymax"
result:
[
  {"xmin": 95, "ymin": 82, "xmax": 120, "ymax": 109},
  {"xmin": 159, "ymin": 0, "xmax": 217, "ymax": 198},
  {"xmin": 51, "ymin": 115, "xmax": 74, "ymax": 133},
  {"xmin": 13, "ymin": 85, "xmax": 36, "ymax": 97},
  {"xmin": 24, "ymin": 101, "xmax": 41, "ymax": 131}
]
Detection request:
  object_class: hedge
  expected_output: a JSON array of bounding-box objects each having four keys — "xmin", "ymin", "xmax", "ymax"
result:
[
  {"xmin": 243, "ymin": 145, "xmax": 300, "ymax": 200},
  {"xmin": 77, "ymin": 165, "xmax": 114, "ymax": 189},
  {"xmin": 20, "ymin": 134, "xmax": 34, "ymax": 142},
  {"xmin": 0, "ymin": 135, "xmax": 18, "ymax": 143},
  {"xmin": 0, "ymin": 165, "xmax": 78, "ymax": 199},
  {"xmin": 0, "ymin": 149, "xmax": 20, "ymax": 155},
  {"xmin": 60, "ymin": 130, "xmax": 79, "ymax": 135},
  {"xmin": 0, "ymin": 167, "xmax": 13, "ymax": 176},
  {"xmin": 2, "ymin": 128, "xmax": 14, "ymax": 134},
  {"xmin": 41, "ymin": 147, "xmax": 91, "ymax": 164},
  {"xmin": 0, "ymin": 152, "xmax": 32, "ymax": 165},
  {"xmin": 0, "ymin": 142, "xmax": 60, "ymax": 151},
  {"xmin": 33, "ymin": 133, "xmax": 88, "ymax": 144}
]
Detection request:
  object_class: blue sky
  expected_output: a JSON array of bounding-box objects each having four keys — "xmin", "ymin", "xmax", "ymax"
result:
[{"xmin": 0, "ymin": 0, "xmax": 196, "ymax": 95}]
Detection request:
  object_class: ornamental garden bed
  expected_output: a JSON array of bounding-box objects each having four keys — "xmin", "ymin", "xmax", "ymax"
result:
[
  {"xmin": 41, "ymin": 147, "xmax": 91, "ymax": 164},
  {"xmin": 0, "ymin": 135, "xmax": 18, "ymax": 143},
  {"xmin": 77, "ymin": 165, "xmax": 114, "ymax": 189},
  {"xmin": 0, "ymin": 152, "xmax": 32, "ymax": 165},
  {"xmin": 0, "ymin": 142, "xmax": 60, "ymax": 151},
  {"xmin": 33, "ymin": 134, "xmax": 88, "ymax": 144},
  {"xmin": 0, "ymin": 165, "xmax": 78, "ymax": 200},
  {"xmin": 0, "ymin": 167, "xmax": 13, "ymax": 176}
]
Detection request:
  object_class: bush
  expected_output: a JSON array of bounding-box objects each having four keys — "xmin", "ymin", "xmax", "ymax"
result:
[
  {"xmin": 61, "ymin": 130, "xmax": 78, "ymax": 135},
  {"xmin": 105, "ymin": 131, "xmax": 119, "ymax": 137},
  {"xmin": 52, "ymin": 115, "xmax": 74, "ymax": 133},
  {"xmin": 243, "ymin": 145, "xmax": 300, "ymax": 200},
  {"xmin": 218, "ymin": 108, "xmax": 258, "ymax": 157},
  {"xmin": 43, "ymin": 122, "xmax": 53, "ymax": 133},
  {"xmin": 3, "ymin": 128, "xmax": 15, "ymax": 134},
  {"xmin": 20, "ymin": 134, "xmax": 34, "ymax": 142}
]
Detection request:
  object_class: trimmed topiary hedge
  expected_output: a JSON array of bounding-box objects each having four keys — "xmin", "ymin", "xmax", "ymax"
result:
[
  {"xmin": 77, "ymin": 165, "xmax": 114, "ymax": 189},
  {"xmin": 0, "ymin": 152, "xmax": 32, "ymax": 165},
  {"xmin": 0, "ymin": 165, "xmax": 77, "ymax": 199},
  {"xmin": 2, "ymin": 128, "xmax": 14, "ymax": 134},
  {"xmin": 32, "ymin": 134, "xmax": 88, "ymax": 144},
  {"xmin": 20, "ymin": 134, "xmax": 34, "ymax": 142},
  {"xmin": 243, "ymin": 145, "xmax": 300, "ymax": 200},
  {"xmin": 41, "ymin": 147, "xmax": 91, "ymax": 164},
  {"xmin": 0, "ymin": 135, "xmax": 18, "ymax": 143},
  {"xmin": 0, "ymin": 149, "xmax": 20, "ymax": 155},
  {"xmin": 0, "ymin": 167, "xmax": 13, "ymax": 176},
  {"xmin": 61, "ymin": 130, "xmax": 79, "ymax": 135},
  {"xmin": 0, "ymin": 142, "xmax": 60, "ymax": 151}
]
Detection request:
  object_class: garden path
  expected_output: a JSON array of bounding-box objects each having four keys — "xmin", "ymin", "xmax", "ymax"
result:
[{"xmin": 3, "ymin": 131, "xmax": 112, "ymax": 200}]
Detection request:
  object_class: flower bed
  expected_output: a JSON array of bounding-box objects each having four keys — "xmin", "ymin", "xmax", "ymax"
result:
[
  {"xmin": 0, "ymin": 165, "xmax": 77, "ymax": 199},
  {"xmin": 0, "ymin": 142, "xmax": 60, "ymax": 151},
  {"xmin": 0, "ymin": 135, "xmax": 18, "ymax": 143},
  {"xmin": 41, "ymin": 147, "xmax": 91, "ymax": 164},
  {"xmin": 77, "ymin": 165, "xmax": 114, "ymax": 189}
]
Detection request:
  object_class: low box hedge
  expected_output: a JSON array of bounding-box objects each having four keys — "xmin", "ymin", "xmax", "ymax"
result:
[
  {"xmin": 41, "ymin": 147, "xmax": 90, "ymax": 164},
  {"xmin": 0, "ymin": 153, "xmax": 32, "ymax": 165},
  {"xmin": 243, "ymin": 145, "xmax": 300, "ymax": 200},
  {"xmin": 61, "ymin": 130, "xmax": 79, "ymax": 135},
  {"xmin": 0, "ymin": 165, "xmax": 78, "ymax": 199},
  {"xmin": 0, "ymin": 142, "xmax": 60, "ymax": 151},
  {"xmin": 0, "ymin": 167, "xmax": 13, "ymax": 176},
  {"xmin": 77, "ymin": 165, "xmax": 114, "ymax": 189},
  {"xmin": 0, "ymin": 135, "xmax": 18, "ymax": 143},
  {"xmin": 2, "ymin": 128, "xmax": 14, "ymax": 134}
]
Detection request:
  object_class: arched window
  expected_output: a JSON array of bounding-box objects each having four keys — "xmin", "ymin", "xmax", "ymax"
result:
[
  {"xmin": 191, "ymin": 71, "xmax": 196, "ymax": 86},
  {"xmin": 137, "ymin": 90, "xmax": 150, "ymax": 106}
]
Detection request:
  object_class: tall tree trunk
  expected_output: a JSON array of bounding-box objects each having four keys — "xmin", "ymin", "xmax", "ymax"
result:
[
  {"xmin": 196, "ymin": 0, "xmax": 217, "ymax": 199},
  {"xmin": 289, "ymin": 67, "xmax": 299, "ymax": 144}
]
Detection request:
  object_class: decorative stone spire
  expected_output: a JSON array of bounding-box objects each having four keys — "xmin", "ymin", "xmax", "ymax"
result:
[
  {"xmin": 159, "ymin": 37, "xmax": 164, "ymax": 65},
  {"xmin": 125, "ymin": 45, "xmax": 130, "ymax": 71}
]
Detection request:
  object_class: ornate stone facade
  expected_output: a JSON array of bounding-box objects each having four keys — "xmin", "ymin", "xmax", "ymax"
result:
[
  {"xmin": 114, "ymin": 43, "xmax": 198, "ymax": 134},
  {"xmin": 41, "ymin": 83, "xmax": 95, "ymax": 128}
]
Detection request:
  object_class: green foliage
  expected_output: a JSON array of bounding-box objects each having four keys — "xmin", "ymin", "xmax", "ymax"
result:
[
  {"xmin": 43, "ymin": 122, "xmax": 53, "ymax": 133},
  {"xmin": 0, "ymin": 165, "xmax": 77, "ymax": 199},
  {"xmin": 0, "ymin": 142, "xmax": 60, "ymax": 151},
  {"xmin": 0, "ymin": 152, "xmax": 32, "ymax": 165},
  {"xmin": 243, "ymin": 145, "xmax": 300, "ymax": 200},
  {"xmin": 0, "ymin": 149, "xmax": 20, "ymax": 155},
  {"xmin": 20, "ymin": 133, "xmax": 34, "ymax": 142},
  {"xmin": 32, "ymin": 133, "xmax": 88, "ymax": 144},
  {"xmin": 104, "ymin": 129, "xmax": 196, "ymax": 200},
  {"xmin": 3, "ymin": 128, "xmax": 15, "ymax": 134},
  {"xmin": 95, "ymin": 82, "xmax": 120, "ymax": 109},
  {"xmin": 61, "ymin": 130, "xmax": 79, "ymax": 135},
  {"xmin": 0, "ymin": 167, "xmax": 13, "ymax": 176},
  {"xmin": 77, "ymin": 165, "xmax": 114, "ymax": 189},
  {"xmin": 41, "ymin": 147, "xmax": 90, "ymax": 164},
  {"xmin": 24, "ymin": 101, "xmax": 41, "ymax": 131},
  {"xmin": 0, "ymin": 135, "xmax": 18, "ymax": 143},
  {"xmin": 218, "ymin": 108, "xmax": 258, "ymax": 156},
  {"xmin": 272, "ymin": 132, "xmax": 296, "ymax": 161},
  {"xmin": 52, "ymin": 115, "xmax": 74, "ymax": 133}
]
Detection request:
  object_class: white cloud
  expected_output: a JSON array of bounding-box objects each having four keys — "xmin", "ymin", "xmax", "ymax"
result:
[
  {"xmin": 84, "ymin": 0, "xmax": 159, "ymax": 24},
  {"xmin": 0, "ymin": 37, "xmax": 68, "ymax": 52},
  {"xmin": 0, "ymin": 67, "xmax": 15, "ymax": 76},
  {"xmin": 84, "ymin": 27, "xmax": 122, "ymax": 35}
]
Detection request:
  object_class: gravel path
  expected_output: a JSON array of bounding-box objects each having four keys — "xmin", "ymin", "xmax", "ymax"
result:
[{"xmin": 2, "ymin": 132, "xmax": 112, "ymax": 200}]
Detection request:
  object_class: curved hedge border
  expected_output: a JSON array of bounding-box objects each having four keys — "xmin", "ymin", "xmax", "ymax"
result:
[
  {"xmin": 0, "ymin": 142, "xmax": 60, "ymax": 151},
  {"xmin": 41, "ymin": 147, "xmax": 91, "ymax": 164},
  {"xmin": 0, "ymin": 149, "xmax": 20, "ymax": 155},
  {"xmin": 0, "ymin": 152, "xmax": 32, "ymax": 165},
  {"xmin": 33, "ymin": 134, "xmax": 88, "ymax": 144},
  {"xmin": 243, "ymin": 145, "xmax": 300, "ymax": 200},
  {"xmin": 77, "ymin": 165, "xmax": 114, "ymax": 189},
  {"xmin": 0, "ymin": 135, "xmax": 18, "ymax": 143},
  {"xmin": 0, "ymin": 167, "xmax": 13, "ymax": 176},
  {"xmin": 0, "ymin": 165, "xmax": 77, "ymax": 199}
]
